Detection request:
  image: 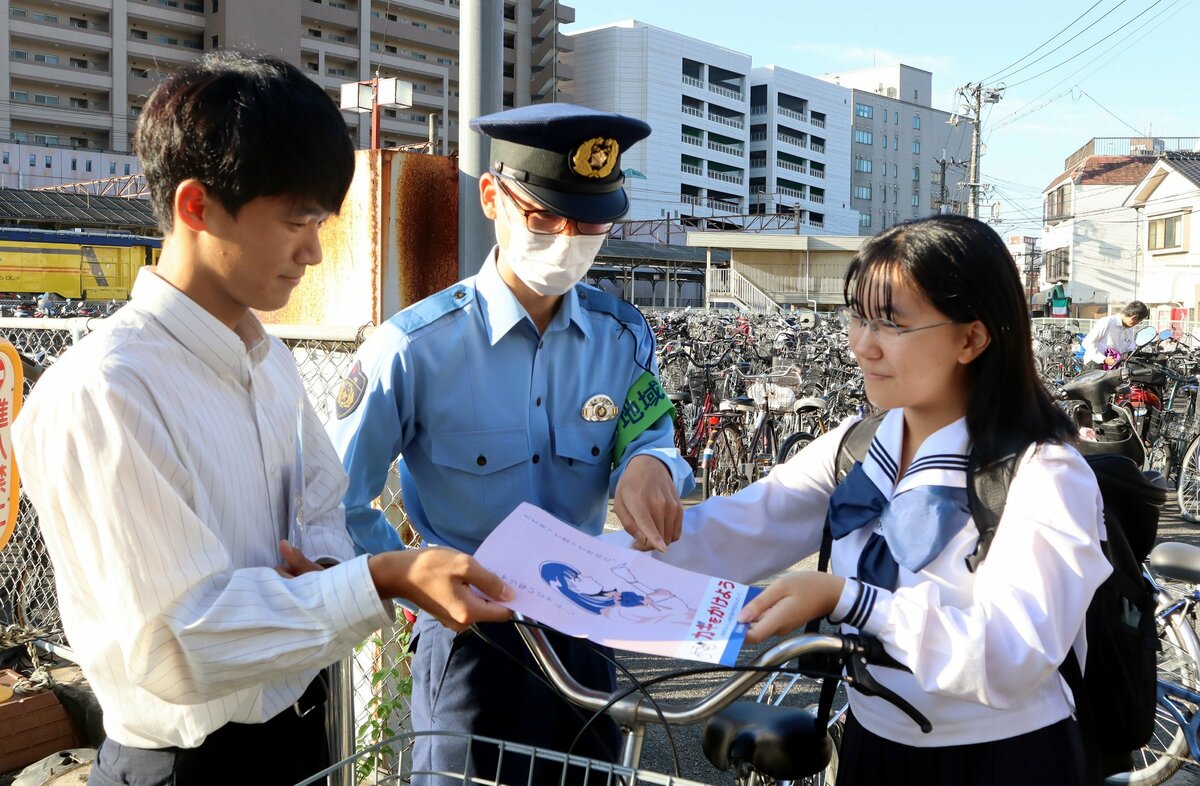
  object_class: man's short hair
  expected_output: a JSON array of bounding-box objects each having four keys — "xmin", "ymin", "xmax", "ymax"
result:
[
  {"xmin": 1122, "ymin": 301, "xmax": 1150, "ymax": 321},
  {"xmin": 134, "ymin": 50, "xmax": 355, "ymax": 233}
]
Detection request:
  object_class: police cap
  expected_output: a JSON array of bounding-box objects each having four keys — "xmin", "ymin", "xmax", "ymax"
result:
[{"xmin": 470, "ymin": 102, "xmax": 651, "ymax": 224}]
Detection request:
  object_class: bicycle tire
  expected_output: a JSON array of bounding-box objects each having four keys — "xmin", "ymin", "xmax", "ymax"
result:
[
  {"xmin": 1106, "ymin": 605, "xmax": 1200, "ymax": 786},
  {"xmin": 777, "ymin": 431, "xmax": 816, "ymax": 465},
  {"xmin": 1176, "ymin": 436, "xmax": 1200, "ymax": 523},
  {"xmin": 702, "ymin": 425, "xmax": 747, "ymax": 498}
]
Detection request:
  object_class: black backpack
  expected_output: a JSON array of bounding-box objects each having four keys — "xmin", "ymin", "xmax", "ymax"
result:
[{"xmin": 821, "ymin": 412, "xmax": 1164, "ymax": 781}]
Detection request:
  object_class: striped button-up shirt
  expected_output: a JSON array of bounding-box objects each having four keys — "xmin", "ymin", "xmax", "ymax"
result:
[{"xmin": 14, "ymin": 268, "xmax": 392, "ymax": 749}]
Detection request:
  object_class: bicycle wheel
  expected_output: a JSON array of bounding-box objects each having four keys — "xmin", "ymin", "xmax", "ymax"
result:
[
  {"xmin": 777, "ymin": 431, "xmax": 816, "ymax": 465},
  {"xmin": 1106, "ymin": 605, "xmax": 1200, "ymax": 786},
  {"xmin": 1175, "ymin": 436, "xmax": 1200, "ymax": 523},
  {"xmin": 702, "ymin": 425, "xmax": 747, "ymax": 498}
]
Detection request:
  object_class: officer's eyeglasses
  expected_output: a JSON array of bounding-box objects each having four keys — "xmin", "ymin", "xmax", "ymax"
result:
[
  {"xmin": 495, "ymin": 178, "xmax": 614, "ymax": 236},
  {"xmin": 836, "ymin": 306, "xmax": 956, "ymax": 342}
]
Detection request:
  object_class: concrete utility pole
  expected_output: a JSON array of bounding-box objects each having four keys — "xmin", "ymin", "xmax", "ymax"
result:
[
  {"xmin": 458, "ymin": 0, "xmax": 504, "ymax": 278},
  {"xmin": 959, "ymin": 82, "xmax": 1002, "ymax": 220}
]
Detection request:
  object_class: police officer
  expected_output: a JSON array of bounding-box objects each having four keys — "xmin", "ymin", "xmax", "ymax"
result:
[{"xmin": 328, "ymin": 103, "xmax": 694, "ymax": 783}]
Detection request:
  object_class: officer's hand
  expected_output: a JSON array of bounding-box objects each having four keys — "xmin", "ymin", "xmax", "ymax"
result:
[
  {"xmin": 613, "ymin": 454, "xmax": 683, "ymax": 553},
  {"xmin": 276, "ymin": 540, "xmax": 325, "ymax": 578},
  {"xmin": 737, "ymin": 572, "xmax": 846, "ymax": 645},
  {"xmin": 369, "ymin": 548, "xmax": 514, "ymax": 632}
]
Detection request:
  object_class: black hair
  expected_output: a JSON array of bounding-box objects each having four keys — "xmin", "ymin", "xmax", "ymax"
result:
[
  {"xmin": 134, "ymin": 50, "xmax": 354, "ymax": 233},
  {"xmin": 1123, "ymin": 301, "xmax": 1150, "ymax": 321},
  {"xmin": 843, "ymin": 214, "xmax": 1073, "ymax": 466}
]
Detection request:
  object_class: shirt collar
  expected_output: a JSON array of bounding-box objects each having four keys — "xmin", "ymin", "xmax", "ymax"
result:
[
  {"xmin": 861, "ymin": 409, "xmax": 970, "ymax": 498},
  {"xmin": 129, "ymin": 268, "xmax": 270, "ymax": 383},
  {"xmin": 475, "ymin": 248, "xmax": 591, "ymax": 345}
]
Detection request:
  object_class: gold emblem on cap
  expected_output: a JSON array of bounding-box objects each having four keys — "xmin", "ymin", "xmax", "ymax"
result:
[
  {"xmin": 571, "ymin": 137, "xmax": 619, "ymax": 179},
  {"xmin": 581, "ymin": 394, "xmax": 618, "ymax": 422}
]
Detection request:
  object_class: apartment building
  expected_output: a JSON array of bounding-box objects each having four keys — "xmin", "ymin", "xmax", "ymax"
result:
[
  {"xmin": 820, "ymin": 64, "xmax": 971, "ymax": 234},
  {"xmin": 749, "ymin": 66, "xmax": 855, "ymax": 234},
  {"xmin": 0, "ymin": 0, "xmax": 574, "ymax": 189}
]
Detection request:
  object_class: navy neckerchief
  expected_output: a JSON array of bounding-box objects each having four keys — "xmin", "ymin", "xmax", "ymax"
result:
[{"xmin": 829, "ymin": 413, "xmax": 972, "ymax": 591}]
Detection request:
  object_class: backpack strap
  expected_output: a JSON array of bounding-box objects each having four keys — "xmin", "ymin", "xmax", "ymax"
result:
[{"xmin": 964, "ymin": 446, "xmax": 1026, "ymax": 572}]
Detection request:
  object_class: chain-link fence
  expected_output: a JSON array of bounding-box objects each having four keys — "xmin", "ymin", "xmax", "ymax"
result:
[{"xmin": 0, "ymin": 316, "xmax": 420, "ymax": 782}]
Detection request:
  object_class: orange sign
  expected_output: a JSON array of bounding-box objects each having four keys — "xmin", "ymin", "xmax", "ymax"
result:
[{"xmin": 0, "ymin": 341, "xmax": 23, "ymax": 551}]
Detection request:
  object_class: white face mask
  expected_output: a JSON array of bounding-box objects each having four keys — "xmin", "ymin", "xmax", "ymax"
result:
[{"xmin": 497, "ymin": 195, "xmax": 606, "ymax": 297}]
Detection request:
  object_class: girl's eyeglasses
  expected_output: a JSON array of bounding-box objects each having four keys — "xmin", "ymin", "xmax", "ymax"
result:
[
  {"xmin": 836, "ymin": 306, "xmax": 955, "ymax": 342},
  {"xmin": 495, "ymin": 178, "xmax": 613, "ymax": 236}
]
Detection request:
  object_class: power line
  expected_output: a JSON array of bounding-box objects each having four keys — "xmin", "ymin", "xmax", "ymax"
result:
[
  {"xmin": 1004, "ymin": 0, "xmax": 1166, "ymax": 90},
  {"xmin": 982, "ymin": 0, "xmax": 1110, "ymax": 84},
  {"xmin": 1077, "ymin": 89, "xmax": 1144, "ymax": 136}
]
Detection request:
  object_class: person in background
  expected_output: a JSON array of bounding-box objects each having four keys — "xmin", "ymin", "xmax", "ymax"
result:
[
  {"xmin": 1081, "ymin": 300, "xmax": 1149, "ymax": 369},
  {"xmin": 14, "ymin": 51, "xmax": 512, "ymax": 786},
  {"xmin": 328, "ymin": 103, "xmax": 694, "ymax": 784},
  {"xmin": 657, "ymin": 215, "xmax": 1107, "ymax": 785}
]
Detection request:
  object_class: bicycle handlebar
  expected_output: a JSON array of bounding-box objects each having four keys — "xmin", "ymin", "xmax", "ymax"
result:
[{"xmin": 513, "ymin": 615, "xmax": 932, "ymax": 733}]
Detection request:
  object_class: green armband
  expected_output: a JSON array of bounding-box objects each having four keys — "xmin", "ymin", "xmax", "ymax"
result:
[{"xmin": 613, "ymin": 371, "xmax": 675, "ymax": 468}]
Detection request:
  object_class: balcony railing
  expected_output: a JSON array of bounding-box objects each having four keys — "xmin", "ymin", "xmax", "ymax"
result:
[
  {"xmin": 810, "ymin": 142, "xmax": 825, "ymax": 154},
  {"xmin": 810, "ymin": 116, "xmax": 826, "ymax": 129},
  {"xmin": 708, "ymin": 82, "xmax": 742, "ymax": 101},
  {"xmin": 682, "ymin": 74, "xmax": 704, "ymax": 89},
  {"xmin": 810, "ymin": 193, "xmax": 825, "ymax": 204},
  {"xmin": 708, "ymin": 113, "xmax": 744, "ymax": 129},
  {"xmin": 750, "ymin": 105, "xmax": 767, "ymax": 115},
  {"xmin": 682, "ymin": 104, "xmax": 703, "ymax": 118},
  {"xmin": 778, "ymin": 106, "xmax": 806, "ymax": 123},
  {"xmin": 809, "ymin": 217, "xmax": 824, "ymax": 228},
  {"xmin": 777, "ymin": 133, "xmax": 806, "ymax": 149},
  {"xmin": 680, "ymin": 162, "xmax": 703, "ymax": 175},
  {"xmin": 681, "ymin": 133, "xmax": 703, "ymax": 147},
  {"xmin": 810, "ymin": 168, "xmax": 825, "ymax": 179},
  {"xmin": 750, "ymin": 159, "xmax": 766, "ymax": 169},
  {"xmin": 681, "ymin": 194, "xmax": 740, "ymax": 212},
  {"xmin": 749, "ymin": 131, "xmax": 767, "ymax": 142},
  {"xmin": 777, "ymin": 160, "xmax": 807, "ymax": 174},
  {"xmin": 778, "ymin": 185, "xmax": 804, "ymax": 199},
  {"xmin": 707, "ymin": 140, "xmax": 743, "ymax": 157},
  {"xmin": 709, "ymin": 170, "xmax": 743, "ymax": 184}
]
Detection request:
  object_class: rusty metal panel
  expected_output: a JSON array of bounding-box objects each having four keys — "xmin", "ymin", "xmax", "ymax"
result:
[{"xmin": 261, "ymin": 149, "xmax": 460, "ymax": 329}]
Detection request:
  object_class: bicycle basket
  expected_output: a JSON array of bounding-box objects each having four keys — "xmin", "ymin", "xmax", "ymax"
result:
[
  {"xmin": 296, "ymin": 731, "xmax": 708, "ymax": 785},
  {"xmin": 746, "ymin": 371, "xmax": 802, "ymax": 412},
  {"xmin": 1163, "ymin": 408, "xmax": 1200, "ymax": 452}
]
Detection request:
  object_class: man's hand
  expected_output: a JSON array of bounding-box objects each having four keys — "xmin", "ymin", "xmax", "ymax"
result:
[
  {"xmin": 737, "ymin": 572, "xmax": 845, "ymax": 645},
  {"xmin": 613, "ymin": 454, "xmax": 683, "ymax": 553},
  {"xmin": 369, "ymin": 548, "xmax": 514, "ymax": 632},
  {"xmin": 276, "ymin": 540, "xmax": 325, "ymax": 578}
]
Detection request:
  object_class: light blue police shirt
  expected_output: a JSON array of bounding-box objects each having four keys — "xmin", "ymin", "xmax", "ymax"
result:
[{"xmin": 327, "ymin": 252, "xmax": 695, "ymax": 556}]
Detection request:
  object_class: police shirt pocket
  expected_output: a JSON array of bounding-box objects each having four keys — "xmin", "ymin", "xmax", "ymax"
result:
[
  {"xmin": 430, "ymin": 428, "xmax": 529, "ymax": 475},
  {"xmin": 553, "ymin": 422, "xmax": 616, "ymax": 467}
]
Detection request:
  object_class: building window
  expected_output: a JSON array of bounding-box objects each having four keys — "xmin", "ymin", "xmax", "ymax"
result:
[
  {"xmin": 385, "ymin": 44, "xmax": 397, "ymax": 53},
  {"xmin": 44, "ymin": 156, "xmax": 52, "ymax": 168},
  {"xmin": 31, "ymin": 12, "xmax": 58, "ymax": 23},
  {"xmin": 28, "ymin": 155, "xmax": 36, "ymax": 166},
  {"xmin": 859, "ymin": 212, "xmax": 871, "ymax": 228},
  {"xmin": 9, "ymin": 90, "xmax": 28, "ymax": 102},
  {"xmin": 893, "ymin": 136, "xmax": 898, "ymax": 150},
  {"xmin": 912, "ymin": 140, "xmax": 921, "ymax": 155},
  {"xmin": 109, "ymin": 162, "xmax": 116, "ymax": 174},
  {"xmin": 131, "ymin": 28, "xmax": 147, "ymax": 39},
  {"xmin": 71, "ymin": 158, "xmax": 77, "ymax": 171},
  {"xmin": 70, "ymin": 97, "xmax": 88, "ymax": 109},
  {"xmin": 34, "ymin": 94, "xmax": 60, "ymax": 105},
  {"xmin": 912, "ymin": 166, "xmax": 921, "ymax": 182},
  {"xmin": 308, "ymin": 28, "xmax": 321, "ymax": 37},
  {"xmin": 11, "ymin": 49, "xmax": 28, "ymax": 60},
  {"xmin": 913, "ymin": 115, "xmax": 921, "ymax": 130},
  {"xmin": 212, "ymin": 35, "xmax": 219, "ymax": 48},
  {"xmin": 854, "ymin": 129, "xmax": 873, "ymax": 145},
  {"xmin": 130, "ymin": 67, "xmax": 149, "ymax": 77},
  {"xmin": 124, "ymin": 163, "xmax": 131, "ymax": 175},
  {"xmin": 33, "ymin": 53, "xmax": 59, "ymax": 64},
  {"xmin": 327, "ymin": 67, "xmax": 347, "ymax": 76},
  {"xmin": 855, "ymin": 102, "xmax": 873, "ymax": 119},
  {"xmin": 70, "ymin": 17, "xmax": 87, "ymax": 28},
  {"xmin": 85, "ymin": 160, "xmax": 92, "ymax": 172},
  {"xmin": 71, "ymin": 57, "xmax": 88, "ymax": 69},
  {"xmin": 853, "ymin": 185, "xmax": 872, "ymax": 200},
  {"xmin": 854, "ymin": 157, "xmax": 873, "ymax": 173},
  {"xmin": 10, "ymin": 8, "xmax": 27, "ymax": 17},
  {"xmin": 912, "ymin": 193, "xmax": 920, "ymax": 207},
  {"xmin": 212, "ymin": 0, "xmax": 218, "ymax": 11},
  {"xmin": 327, "ymin": 33, "xmax": 346, "ymax": 42},
  {"xmin": 882, "ymin": 134, "xmax": 888, "ymax": 149},
  {"xmin": 1149, "ymin": 214, "xmax": 1185, "ymax": 251},
  {"xmin": 306, "ymin": 62, "xmax": 318, "ymax": 71},
  {"xmin": 1, "ymin": 152, "xmax": 7, "ymax": 164},
  {"xmin": 882, "ymin": 108, "xmax": 888, "ymax": 123},
  {"xmin": 892, "ymin": 163, "xmax": 898, "ymax": 178}
]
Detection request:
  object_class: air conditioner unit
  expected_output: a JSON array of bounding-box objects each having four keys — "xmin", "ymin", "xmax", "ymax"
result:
[{"xmin": 886, "ymin": 87, "xmax": 897, "ymax": 98}]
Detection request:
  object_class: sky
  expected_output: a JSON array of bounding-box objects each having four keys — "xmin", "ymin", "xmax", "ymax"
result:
[{"xmin": 563, "ymin": 0, "xmax": 1200, "ymax": 237}]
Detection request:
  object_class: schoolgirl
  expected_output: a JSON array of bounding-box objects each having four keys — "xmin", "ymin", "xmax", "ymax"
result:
[{"xmin": 661, "ymin": 214, "xmax": 1109, "ymax": 785}]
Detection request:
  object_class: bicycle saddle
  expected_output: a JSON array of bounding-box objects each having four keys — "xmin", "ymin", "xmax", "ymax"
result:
[
  {"xmin": 720, "ymin": 396, "xmax": 757, "ymax": 413},
  {"xmin": 1149, "ymin": 541, "xmax": 1200, "ymax": 584},
  {"xmin": 667, "ymin": 391, "xmax": 691, "ymax": 404},
  {"xmin": 701, "ymin": 702, "xmax": 832, "ymax": 780}
]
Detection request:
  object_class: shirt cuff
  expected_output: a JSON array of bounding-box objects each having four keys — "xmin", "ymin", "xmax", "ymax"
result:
[
  {"xmin": 325, "ymin": 554, "xmax": 394, "ymax": 634},
  {"xmin": 629, "ymin": 446, "xmax": 698, "ymax": 497},
  {"xmin": 828, "ymin": 578, "xmax": 888, "ymax": 632}
]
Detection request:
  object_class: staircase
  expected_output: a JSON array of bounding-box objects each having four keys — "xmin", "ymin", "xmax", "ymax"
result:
[{"xmin": 706, "ymin": 268, "xmax": 783, "ymax": 313}]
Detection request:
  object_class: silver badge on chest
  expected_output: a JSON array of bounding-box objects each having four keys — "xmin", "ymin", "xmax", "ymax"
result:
[{"xmin": 581, "ymin": 394, "xmax": 618, "ymax": 422}]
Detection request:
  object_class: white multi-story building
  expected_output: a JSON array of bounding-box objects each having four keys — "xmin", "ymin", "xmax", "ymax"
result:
[
  {"xmin": 1126, "ymin": 154, "xmax": 1200, "ymax": 314},
  {"xmin": 819, "ymin": 64, "xmax": 970, "ymax": 234},
  {"xmin": 749, "ymin": 66, "xmax": 855, "ymax": 234},
  {"xmin": 566, "ymin": 21, "xmax": 753, "ymax": 225},
  {"xmin": 0, "ymin": 0, "xmax": 574, "ymax": 189}
]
